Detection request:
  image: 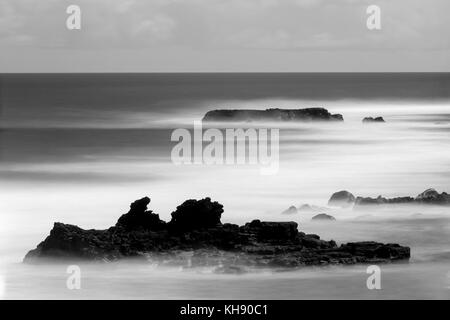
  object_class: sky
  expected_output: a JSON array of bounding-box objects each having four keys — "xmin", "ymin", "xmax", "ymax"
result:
[{"xmin": 0, "ymin": 0, "xmax": 449, "ymax": 72}]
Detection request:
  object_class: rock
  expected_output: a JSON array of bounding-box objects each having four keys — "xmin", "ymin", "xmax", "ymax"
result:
[
  {"xmin": 116, "ymin": 197, "xmax": 166, "ymax": 231},
  {"xmin": 355, "ymin": 196, "xmax": 387, "ymax": 206},
  {"xmin": 328, "ymin": 190, "xmax": 355, "ymax": 207},
  {"xmin": 297, "ymin": 204, "xmax": 327, "ymax": 213},
  {"xmin": 363, "ymin": 117, "xmax": 385, "ymax": 123},
  {"xmin": 24, "ymin": 223, "xmax": 122, "ymax": 261},
  {"xmin": 24, "ymin": 196, "xmax": 410, "ymax": 268},
  {"xmin": 281, "ymin": 206, "xmax": 298, "ymax": 215},
  {"xmin": 242, "ymin": 220, "xmax": 299, "ymax": 241},
  {"xmin": 340, "ymin": 242, "xmax": 410, "ymax": 261},
  {"xmin": 169, "ymin": 197, "xmax": 224, "ymax": 231},
  {"xmin": 353, "ymin": 189, "xmax": 450, "ymax": 207},
  {"xmin": 312, "ymin": 214, "xmax": 336, "ymax": 221},
  {"xmin": 416, "ymin": 188, "xmax": 450, "ymax": 204},
  {"xmin": 202, "ymin": 108, "xmax": 344, "ymax": 122},
  {"xmin": 298, "ymin": 204, "xmax": 313, "ymax": 213},
  {"xmin": 354, "ymin": 195, "xmax": 415, "ymax": 206}
]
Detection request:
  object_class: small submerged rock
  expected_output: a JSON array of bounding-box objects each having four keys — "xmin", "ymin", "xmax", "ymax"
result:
[
  {"xmin": 297, "ymin": 204, "xmax": 328, "ymax": 213},
  {"xmin": 24, "ymin": 196, "xmax": 410, "ymax": 267},
  {"xmin": 363, "ymin": 117, "xmax": 385, "ymax": 123},
  {"xmin": 312, "ymin": 214, "xmax": 336, "ymax": 221},
  {"xmin": 281, "ymin": 206, "xmax": 298, "ymax": 215},
  {"xmin": 325, "ymin": 188, "xmax": 450, "ymax": 208}
]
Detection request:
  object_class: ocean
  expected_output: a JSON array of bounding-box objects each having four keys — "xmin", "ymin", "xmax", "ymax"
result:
[{"xmin": 0, "ymin": 73, "xmax": 449, "ymax": 299}]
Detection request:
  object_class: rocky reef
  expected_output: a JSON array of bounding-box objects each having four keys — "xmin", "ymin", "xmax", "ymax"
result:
[
  {"xmin": 363, "ymin": 116, "xmax": 385, "ymax": 123},
  {"xmin": 24, "ymin": 197, "xmax": 410, "ymax": 268},
  {"xmin": 202, "ymin": 108, "xmax": 344, "ymax": 122},
  {"xmin": 312, "ymin": 214, "xmax": 336, "ymax": 221},
  {"xmin": 326, "ymin": 188, "xmax": 450, "ymax": 208}
]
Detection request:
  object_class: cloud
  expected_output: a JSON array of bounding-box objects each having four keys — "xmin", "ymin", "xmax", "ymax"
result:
[
  {"xmin": 131, "ymin": 14, "xmax": 176, "ymax": 41},
  {"xmin": 0, "ymin": 0, "xmax": 449, "ymax": 71}
]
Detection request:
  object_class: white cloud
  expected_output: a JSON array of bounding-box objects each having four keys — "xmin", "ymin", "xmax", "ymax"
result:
[
  {"xmin": 0, "ymin": 0, "xmax": 449, "ymax": 71},
  {"xmin": 131, "ymin": 14, "xmax": 176, "ymax": 41}
]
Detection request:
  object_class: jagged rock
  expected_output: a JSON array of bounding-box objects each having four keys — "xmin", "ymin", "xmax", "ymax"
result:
[
  {"xmin": 353, "ymin": 189, "xmax": 450, "ymax": 207},
  {"xmin": 312, "ymin": 214, "xmax": 336, "ymax": 221},
  {"xmin": 363, "ymin": 117, "xmax": 385, "ymax": 123},
  {"xmin": 24, "ymin": 196, "xmax": 410, "ymax": 267},
  {"xmin": 169, "ymin": 197, "xmax": 223, "ymax": 232},
  {"xmin": 355, "ymin": 196, "xmax": 386, "ymax": 206},
  {"xmin": 339, "ymin": 242, "xmax": 410, "ymax": 261},
  {"xmin": 202, "ymin": 108, "xmax": 344, "ymax": 122},
  {"xmin": 328, "ymin": 190, "xmax": 355, "ymax": 207},
  {"xmin": 242, "ymin": 220, "xmax": 298, "ymax": 241},
  {"xmin": 416, "ymin": 188, "xmax": 450, "ymax": 204},
  {"xmin": 116, "ymin": 197, "xmax": 166, "ymax": 231},
  {"xmin": 354, "ymin": 195, "xmax": 416, "ymax": 206},
  {"xmin": 281, "ymin": 206, "xmax": 298, "ymax": 215}
]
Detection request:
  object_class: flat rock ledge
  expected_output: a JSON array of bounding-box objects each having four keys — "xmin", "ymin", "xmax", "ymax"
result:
[
  {"xmin": 24, "ymin": 197, "xmax": 410, "ymax": 268},
  {"xmin": 202, "ymin": 108, "xmax": 344, "ymax": 122}
]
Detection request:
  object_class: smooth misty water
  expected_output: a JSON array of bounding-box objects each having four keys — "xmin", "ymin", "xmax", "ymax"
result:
[{"xmin": 0, "ymin": 73, "xmax": 449, "ymax": 299}]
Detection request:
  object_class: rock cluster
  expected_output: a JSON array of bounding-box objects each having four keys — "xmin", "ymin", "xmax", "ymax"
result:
[
  {"xmin": 327, "ymin": 188, "xmax": 450, "ymax": 207},
  {"xmin": 24, "ymin": 197, "xmax": 410, "ymax": 267},
  {"xmin": 202, "ymin": 108, "xmax": 344, "ymax": 122},
  {"xmin": 362, "ymin": 117, "xmax": 385, "ymax": 123}
]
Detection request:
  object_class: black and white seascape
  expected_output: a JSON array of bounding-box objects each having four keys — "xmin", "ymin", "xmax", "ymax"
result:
[{"xmin": 0, "ymin": 1, "xmax": 449, "ymax": 300}]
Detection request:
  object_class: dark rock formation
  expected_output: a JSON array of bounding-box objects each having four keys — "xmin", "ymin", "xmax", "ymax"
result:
[
  {"xmin": 116, "ymin": 197, "xmax": 166, "ymax": 231},
  {"xmin": 355, "ymin": 196, "xmax": 415, "ymax": 206},
  {"xmin": 169, "ymin": 197, "xmax": 223, "ymax": 232},
  {"xmin": 24, "ymin": 196, "xmax": 410, "ymax": 267},
  {"xmin": 243, "ymin": 220, "xmax": 299, "ymax": 241},
  {"xmin": 281, "ymin": 206, "xmax": 298, "ymax": 215},
  {"xmin": 328, "ymin": 190, "xmax": 355, "ymax": 207},
  {"xmin": 312, "ymin": 213, "xmax": 336, "ymax": 221},
  {"xmin": 202, "ymin": 108, "xmax": 344, "ymax": 122},
  {"xmin": 363, "ymin": 117, "xmax": 385, "ymax": 123},
  {"xmin": 328, "ymin": 188, "xmax": 450, "ymax": 208},
  {"xmin": 415, "ymin": 188, "xmax": 450, "ymax": 204}
]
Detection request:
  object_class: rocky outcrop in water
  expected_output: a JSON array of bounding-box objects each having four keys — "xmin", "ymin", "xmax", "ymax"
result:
[
  {"xmin": 312, "ymin": 214, "xmax": 336, "ymax": 221},
  {"xmin": 328, "ymin": 190, "xmax": 356, "ymax": 208},
  {"xmin": 415, "ymin": 188, "xmax": 450, "ymax": 204},
  {"xmin": 24, "ymin": 197, "xmax": 410, "ymax": 267},
  {"xmin": 325, "ymin": 188, "xmax": 450, "ymax": 208},
  {"xmin": 202, "ymin": 108, "xmax": 344, "ymax": 122},
  {"xmin": 281, "ymin": 206, "xmax": 298, "ymax": 215},
  {"xmin": 297, "ymin": 204, "xmax": 327, "ymax": 213},
  {"xmin": 355, "ymin": 196, "xmax": 415, "ymax": 206},
  {"xmin": 363, "ymin": 117, "xmax": 385, "ymax": 123}
]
